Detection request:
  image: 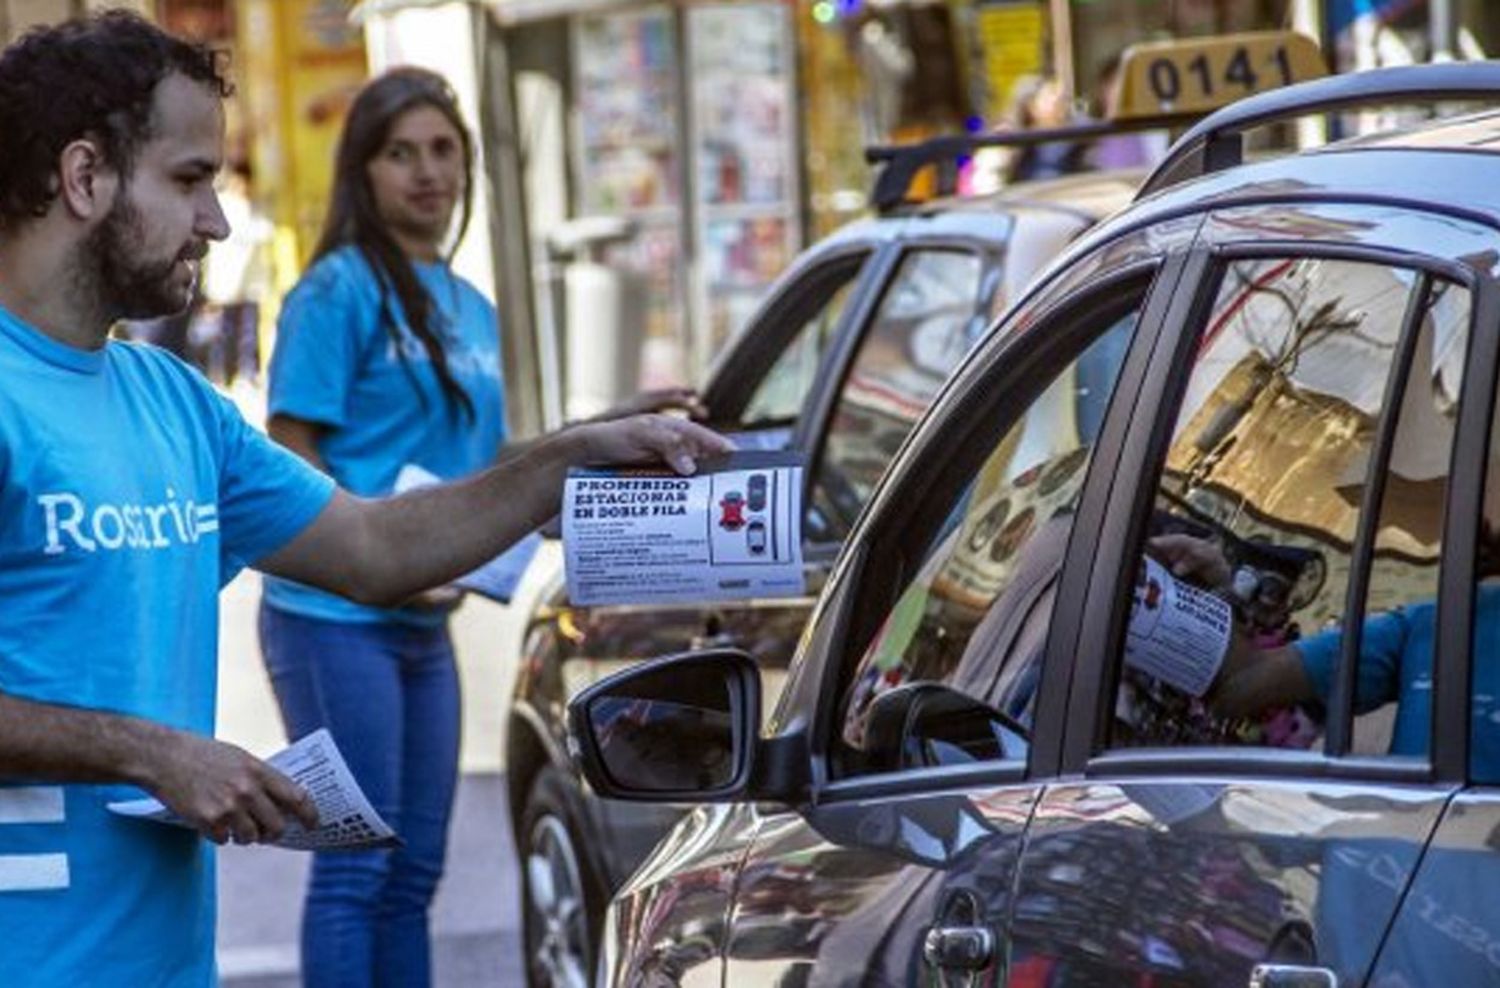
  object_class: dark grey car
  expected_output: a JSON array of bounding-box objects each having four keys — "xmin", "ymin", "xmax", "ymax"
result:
[
  {"xmin": 570, "ymin": 64, "xmax": 1500, "ymax": 987},
  {"xmin": 508, "ymin": 172, "xmax": 1139, "ymax": 985}
]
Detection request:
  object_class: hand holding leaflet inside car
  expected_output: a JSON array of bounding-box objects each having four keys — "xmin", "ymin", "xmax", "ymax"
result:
[
  {"xmin": 563, "ymin": 450, "xmax": 805, "ymax": 606},
  {"xmin": 1124, "ymin": 555, "xmax": 1232, "ymax": 697}
]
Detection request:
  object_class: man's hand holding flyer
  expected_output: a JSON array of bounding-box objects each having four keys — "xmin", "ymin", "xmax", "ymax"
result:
[
  {"xmin": 107, "ymin": 729, "xmax": 398, "ymax": 851},
  {"xmin": 563, "ymin": 451, "xmax": 806, "ymax": 606}
]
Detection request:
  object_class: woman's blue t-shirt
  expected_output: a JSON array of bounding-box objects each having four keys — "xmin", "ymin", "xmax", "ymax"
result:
[{"xmin": 264, "ymin": 246, "xmax": 507, "ymax": 626}]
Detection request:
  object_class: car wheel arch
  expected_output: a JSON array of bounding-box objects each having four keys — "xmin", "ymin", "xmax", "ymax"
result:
[{"xmin": 519, "ymin": 765, "xmax": 612, "ymax": 988}]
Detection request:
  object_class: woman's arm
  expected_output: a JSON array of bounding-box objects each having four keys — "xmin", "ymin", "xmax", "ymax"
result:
[
  {"xmin": 1209, "ymin": 639, "xmax": 1316, "ymax": 718},
  {"xmin": 267, "ymin": 413, "xmax": 330, "ymax": 474}
]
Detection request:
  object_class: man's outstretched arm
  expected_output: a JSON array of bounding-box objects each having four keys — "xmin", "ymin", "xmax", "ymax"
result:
[
  {"xmin": 257, "ymin": 413, "xmax": 732, "ymax": 609},
  {"xmin": 0, "ymin": 691, "xmax": 318, "ymax": 844}
]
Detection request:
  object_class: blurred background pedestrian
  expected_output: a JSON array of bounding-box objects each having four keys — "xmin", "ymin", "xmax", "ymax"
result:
[
  {"xmin": 1003, "ymin": 73, "xmax": 1089, "ymax": 183},
  {"xmin": 194, "ymin": 156, "xmax": 272, "ymax": 388}
]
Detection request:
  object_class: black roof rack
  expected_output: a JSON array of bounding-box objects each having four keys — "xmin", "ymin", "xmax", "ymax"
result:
[
  {"xmin": 1137, "ymin": 62, "xmax": 1500, "ymax": 199},
  {"xmin": 865, "ymin": 114, "xmax": 1190, "ymax": 214}
]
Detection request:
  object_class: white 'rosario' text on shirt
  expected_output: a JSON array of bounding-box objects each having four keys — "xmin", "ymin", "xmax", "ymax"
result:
[{"xmin": 37, "ymin": 489, "xmax": 219, "ymax": 554}]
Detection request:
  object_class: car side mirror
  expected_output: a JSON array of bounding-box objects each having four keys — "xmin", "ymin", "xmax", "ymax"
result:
[
  {"xmin": 567, "ymin": 649, "xmax": 761, "ymax": 802},
  {"xmin": 863, "ymin": 682, "xmax": 1030, "ymax": 771}
]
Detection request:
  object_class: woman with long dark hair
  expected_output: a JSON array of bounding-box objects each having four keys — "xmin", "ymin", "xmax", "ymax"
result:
[
  {"xmin": 256, "ymin": 67, "xmax": 699, "ymax": 986},
  {"xmin": 258, "ymin": 66, "xmax": 490, "ymax": 988},
  {"xmin": 264, "ymin": 68, "xmax": 696, "ymax": 986}
]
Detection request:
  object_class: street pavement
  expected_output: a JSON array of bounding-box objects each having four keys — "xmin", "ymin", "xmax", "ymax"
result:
[{"xmin": 213, "ymin": 383, "xmax": 536, "ymax": 987}]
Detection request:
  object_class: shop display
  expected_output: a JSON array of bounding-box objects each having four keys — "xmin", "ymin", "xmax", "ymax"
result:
[
  {"xmin": 574, "ymin": 9, "xmax": 686, "ymax": 344},
  {"xmin": 688, "ymin": 3, "xmax": 802, "ymax": 353}
]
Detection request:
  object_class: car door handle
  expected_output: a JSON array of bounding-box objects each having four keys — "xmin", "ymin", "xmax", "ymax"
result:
[
  {"xmin": 1249, "ymin": 964, "xmax": 1338, "ymax": 988},
  {"xmin": 923, "ymin": 925, "xmax": 994, "ymax": 970}
]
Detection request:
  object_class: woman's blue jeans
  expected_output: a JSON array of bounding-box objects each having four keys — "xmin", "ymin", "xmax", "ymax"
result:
[{"xmin": 258, "ymin": 604, "xmax": 461, "ymax": 988}]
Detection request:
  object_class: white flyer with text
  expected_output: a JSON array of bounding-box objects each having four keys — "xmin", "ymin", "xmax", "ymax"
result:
[
  {"xmin": 1124, "ymin": 555, "xmax": 1232, "ymax": 698},
  {"xmin": 563, "ymin": 451, "xmax": 805, "ymax": 605},
  {"xmin": 107, "ymin": 728, "xmax": 399, "ymax": 851}
]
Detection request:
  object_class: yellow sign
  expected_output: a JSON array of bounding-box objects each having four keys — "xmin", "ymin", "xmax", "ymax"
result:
[
  {"xmin": 1114, "ymin": 31, "xmax": 1325, "ymax": 119},
  {"xmin": 974, "ymin": 2, "xmax": 1045, "ymax": 123}
]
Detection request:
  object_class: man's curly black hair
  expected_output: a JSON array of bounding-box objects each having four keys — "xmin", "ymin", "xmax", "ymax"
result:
[{"xmin": 0, "ymin": 9, "xmax": 230, "ymax": 228}]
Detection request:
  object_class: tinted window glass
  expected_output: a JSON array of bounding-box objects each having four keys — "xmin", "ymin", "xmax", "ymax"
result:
[
  {"xmin": 741, "ymin": 263, "xmax": 864, "ymax": 425},
  {"xmin": 809, "ymin": 250, "xmax": 986, "ymax": 544},
  {"xmin": 1110, "ymin": 259, "xmax": 1467, "ymax": 764},
  {"xmin": 1471, "ymin": 334, "xmax": 1500, "ymax": 783},
  {"xmin": 835, "ymin": 305, "xmax": 1140, "ymax": 778},
  {"xmin": 1353, "ymin": 283, "xmax": 1468, "ymax": 754}
]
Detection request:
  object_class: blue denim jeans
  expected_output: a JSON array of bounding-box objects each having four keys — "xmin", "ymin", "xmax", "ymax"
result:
[{"xmin": 258, "ymin": 604, "xmax": 461, "ymax": 988}]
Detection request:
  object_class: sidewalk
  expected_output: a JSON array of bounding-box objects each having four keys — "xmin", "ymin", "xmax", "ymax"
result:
[{"xmin": 217, "ymin": 774, "xmax": 523, "ymax": 987}]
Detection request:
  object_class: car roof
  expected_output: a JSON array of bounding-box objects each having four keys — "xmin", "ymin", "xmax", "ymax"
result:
[
  {"xmin": 919, "ymin": 170, "xmax": 1147, "ymax": 224},
  {"xmin": 1319, "ymin": 106, "xmax": 1500, "ymax": 152},
  {"xmin": 813, "ymin": 168, "xmax": 1143, "ymax": 252},
  {"xmin": 1061, "ymin": 130, "xmax": 1500, "ymax": 271},
  {"xmin": 888, "ymin": 169, "xmax": 1146, "ymax": 226}
]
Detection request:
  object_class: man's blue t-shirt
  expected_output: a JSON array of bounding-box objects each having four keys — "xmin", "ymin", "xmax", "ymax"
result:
[
  {"xmin": 263, "ymin": 247, "xmax": 506, "ymax": 625},
  {"xmin": 1297, "ymin": 583, "xmax": 1500, "ymax": 776},
  {"xmin": 0, "ymin": 305, "xmax": 335, "ymax": 986}
]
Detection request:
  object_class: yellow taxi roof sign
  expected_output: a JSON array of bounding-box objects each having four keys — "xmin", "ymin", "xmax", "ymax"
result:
[{"xmin": 1113, "ymin": 31, "xmax": 1325, "ymax": 120}]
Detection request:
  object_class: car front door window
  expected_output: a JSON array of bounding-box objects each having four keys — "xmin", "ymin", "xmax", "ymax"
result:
[
  {"xmin": 739, "ymin": 261, "xmax": 864, "ymax": 428},
  {"xmin": 834, "ymin": 300, "xmax": 1143, "ymax": 778}
]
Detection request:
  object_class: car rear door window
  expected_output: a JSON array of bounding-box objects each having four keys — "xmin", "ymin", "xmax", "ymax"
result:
[
  {"xmin": 833, "ymin": 297, "xmax": 1142, "ymax": 779},
  {"xmin": 1107, "ymin": 257, "xmax": 1472, "ymax": 764},
  {"xmin": 1470, "ymin": 380, "xmax": 1500, "ymax": 783},
  {"xmin": 808, "ymin": 249, "xmax": 987, "ymax": 544}
]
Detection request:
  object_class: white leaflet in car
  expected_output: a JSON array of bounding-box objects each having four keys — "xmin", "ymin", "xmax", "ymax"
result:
[
  {"xmin": 723, "ymin": 427, "xmax": 793, "ymax": 451},
  {"xmin": 1123, "ymin": 555, "xmax": 1231, "ymax": 698},
  {"xmin": 562, "ymin": 451, "xmax": 805, "ymax": 606}
]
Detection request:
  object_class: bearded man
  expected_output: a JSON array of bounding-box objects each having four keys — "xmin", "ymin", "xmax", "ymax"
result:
[{"xmin": 0, "ymin": 12, "xmax": 727, "ymax": 986}]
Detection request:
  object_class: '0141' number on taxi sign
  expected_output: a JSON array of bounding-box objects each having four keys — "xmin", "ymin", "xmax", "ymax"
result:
[
  {"xmin": 1148, "ymin": 44, "xmax": 1293, "ymax": 104},
  {"xmin": 1112, "ymin": 32, "xmax": 1324, "ymax": 118}
]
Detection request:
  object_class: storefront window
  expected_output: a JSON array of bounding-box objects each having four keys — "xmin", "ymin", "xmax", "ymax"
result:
[{"xmin": 1330, "ymin": 0, "xmax": 1500, "ymax": 70}]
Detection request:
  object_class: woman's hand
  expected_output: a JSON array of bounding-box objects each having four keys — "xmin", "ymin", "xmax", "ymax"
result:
[{"xmin": 588, "ymin": 387, "xmax": 708, "ymax": 424}]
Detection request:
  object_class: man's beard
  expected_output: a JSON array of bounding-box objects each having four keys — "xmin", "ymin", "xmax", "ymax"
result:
[{"xmin": 79, "ymin": 194, "xmax": 199, "ymax": 321}]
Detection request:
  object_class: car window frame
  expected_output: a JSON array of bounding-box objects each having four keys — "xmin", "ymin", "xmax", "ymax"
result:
[
  {"xmin": 1056, "ymin": 206, "xmax": 1500, "ymax": 788},
  {"xmin": 792, "ymin": 257, "xmax": 1190, "ymax": 803},
  {"xmin": 794, "ymin": 236, "xmax": 1007, "ymax": 549}
]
